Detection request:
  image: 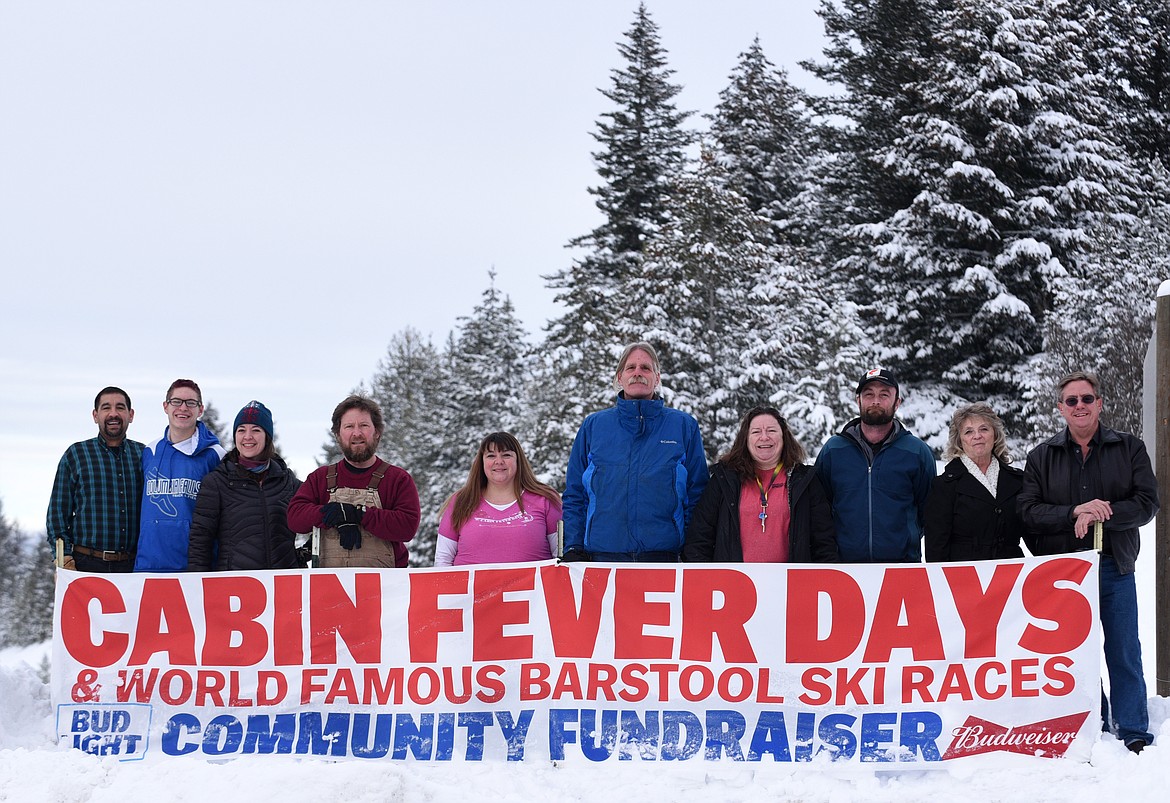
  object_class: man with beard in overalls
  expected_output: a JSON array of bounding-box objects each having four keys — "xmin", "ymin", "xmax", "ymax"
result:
[{"xmin": 287, "ymin": 395, "xmax": 420, "ymax": 567}]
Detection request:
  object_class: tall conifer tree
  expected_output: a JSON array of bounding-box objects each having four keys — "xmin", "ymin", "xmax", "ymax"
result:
[{"xmin": 536, "ymin": 3, "xmax": 692, "ymax": 480}]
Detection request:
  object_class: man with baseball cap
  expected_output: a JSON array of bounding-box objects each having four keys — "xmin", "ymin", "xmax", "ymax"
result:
[{"xmin": 813, "ymin": 368, "xmax": 936, "ymax": 561}]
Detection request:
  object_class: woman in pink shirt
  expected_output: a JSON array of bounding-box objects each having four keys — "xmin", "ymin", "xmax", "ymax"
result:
[{"xmin": 434, "ymin": 432, "xmax": 563, "ymax": 566}]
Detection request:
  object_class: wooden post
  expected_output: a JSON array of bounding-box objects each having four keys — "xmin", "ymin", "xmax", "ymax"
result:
[{"xmin": 1157, "ymin": 282, "xmax": 1170, "ymax": 696}]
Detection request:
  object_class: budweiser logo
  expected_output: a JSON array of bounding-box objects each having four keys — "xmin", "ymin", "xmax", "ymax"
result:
[{"xmin": 942, "ymin": 712, "xmax": 1089, "ymax": 759}]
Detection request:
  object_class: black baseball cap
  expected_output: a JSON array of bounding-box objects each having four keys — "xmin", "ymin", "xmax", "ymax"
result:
[{"xmin": 856, "ymin": 368, "xmax": 899, "ymax": 394}]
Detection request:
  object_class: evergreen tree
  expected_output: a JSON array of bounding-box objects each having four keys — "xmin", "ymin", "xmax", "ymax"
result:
[
  {"xmin": 1099, "ymin": 0, "xmax": 1170, "ymax": 171},
  {"xmin": 368, "ymin": 329, "xmax": 451, "ymax": 566},
  {"xmin": 824, "ymin": 0, "xmax": 1149, "ymax": 433},
  {"xmin": 708, "ymin": 37, "xmax": 819, "ymax": 245},
  {"xmin": 621, "ymin": 147, "xmax": 769, "ymax": 458},
  {"xmin": 0, "ymin": 501, "xmax": 54, "ymax": 648},
  {"xmin": 445, "ymin": 270, "xmax": 530, "ymax": 454},
  {"xmin": 201, "ymin": 400, "xmax": 231, "ymax": 447},
  {"xmin": 537, "ymin": 3, "xmax": 693, "ymax": 479},
  {"xmin": 804, "ymin": 0, "xmax": 948, "ymax": 269}
]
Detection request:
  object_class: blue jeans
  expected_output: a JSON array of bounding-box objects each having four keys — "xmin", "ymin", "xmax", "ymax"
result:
[{"xmin": 1099, "ymin": 555, "xmax": 1152, "ymax": 746}]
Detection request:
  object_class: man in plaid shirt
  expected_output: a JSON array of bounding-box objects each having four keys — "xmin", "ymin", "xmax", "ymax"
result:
[{"xmin": 46, "ymin": 386, "xmax": 145, "ymax": 572}]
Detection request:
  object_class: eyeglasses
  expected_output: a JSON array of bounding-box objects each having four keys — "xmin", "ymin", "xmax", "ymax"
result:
[
  {"xmin": 166, "ymin": 398, "xmax": 201, "ymax": 408},
  {"xmin": 1061, "ymin": 394, "xmax": 1097, "ymax": 407}
]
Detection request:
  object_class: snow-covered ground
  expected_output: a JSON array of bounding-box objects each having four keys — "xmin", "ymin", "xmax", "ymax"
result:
[{"xmin": 4, "ymin": 527, "xmax": 1170, "ymax": 802}]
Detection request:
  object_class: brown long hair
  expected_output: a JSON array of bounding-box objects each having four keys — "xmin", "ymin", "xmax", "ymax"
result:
[
  {"xmin": 718, "ymin": 406, "xmax": 808, "ymax": 480},
  {"xmin": 444, "ymin": 432, "xmax": 561, "ymax": 532}
]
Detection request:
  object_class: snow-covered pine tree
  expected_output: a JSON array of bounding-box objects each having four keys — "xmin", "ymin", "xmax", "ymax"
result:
[
  {"xmin": 536, "ymin": 2, "xmax": 693, "ymax": 481},
  {"xmin": 445, "ymin": 270, "xmax": 530, "ymax": 455},
  {"xmin": 1097, "ymin": 0, "xmax": 1170, "ymax": 171},
  {"xmin": 708, "ymin": 37, "xmax": 819, "ymax": 246},
  {"xmin": 368, "ymin": 328, "xmax": 452, "ymax": 566},
  {"xmin": 803, "ymin": 0, "xmax": 947, "ymax": 273},
  {"xmin": 829, "ymin": 0, "xmax": 1149, "ymax": 439},
  {"xmin": 0, "ymin": 500, "xmax": 17, "ymax": 645},
  {"xmin": 621, "ymin": 147, "xmax": 769, "ymax": 459},
  {"xmin": 200, "ymin": 401, "xmax": 231, "ymax": 447}
]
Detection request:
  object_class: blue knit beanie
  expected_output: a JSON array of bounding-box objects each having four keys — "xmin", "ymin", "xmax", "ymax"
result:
[{"xmin": 234, "ymin": 400, "xmax": 274, "ymax": 441}]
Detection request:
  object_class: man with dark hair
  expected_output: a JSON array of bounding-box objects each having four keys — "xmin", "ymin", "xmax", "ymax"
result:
[
  {"xmin": 1019, "ymin": 370, "xmax": 1159, "ymax": 753},
  {"xmin": 47, "ymin": 387, "xmax": 145, "ymax": 572},
  {"xmin": 135, "ymin": 379, "xmax": 227, "ymax": 571},
  {"xmin": 562, "ymin": 342, "xmax": 708, "ymax": 562},
  {"xmin": 287, "ymin": 394, "xmax": 420, "ymax": 567},
  {"xmin": 814, "ymin": 368, "xmax": 936, "ymax": 562}
]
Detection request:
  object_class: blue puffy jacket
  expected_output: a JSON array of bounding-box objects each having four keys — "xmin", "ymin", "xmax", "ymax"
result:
[
  {"xmin": 136, "ymin": 421, "xmax": 227, "ymax": 571},
  {"xmin": 813, "ymin": 419, "xmax": 935, "ymax": 562},
  {"xmin": 563, "ymin": 394, "xmax": 708, "ymax": 558}
]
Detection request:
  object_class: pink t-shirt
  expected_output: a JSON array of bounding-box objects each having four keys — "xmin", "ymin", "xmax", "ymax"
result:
[{"xmin": 437, "ymin": 491, "xmax": 562, "ymax": 566}]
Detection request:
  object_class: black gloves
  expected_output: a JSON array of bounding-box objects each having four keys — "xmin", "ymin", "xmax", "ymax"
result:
[
  {"xmin": 322, "ymin": 502, "xmax": 365, "ymax": 550},
  {"xmin": 338, "ymin": 523, "xmax": 362, "ymax": 551},
  {"xmin": 560, "ymin": 547, "xmax": 590, "ymax": 563}
]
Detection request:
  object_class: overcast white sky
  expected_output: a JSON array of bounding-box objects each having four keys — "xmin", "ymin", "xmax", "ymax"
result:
[{"xmin": 0, "ymin": 0, "xmax": 829, "ymax": 535}]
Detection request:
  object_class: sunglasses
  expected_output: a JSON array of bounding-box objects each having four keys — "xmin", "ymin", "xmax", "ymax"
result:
[{"xmin": 1061, "ymin": 394, "xmax": 1097, "ymax": 407}]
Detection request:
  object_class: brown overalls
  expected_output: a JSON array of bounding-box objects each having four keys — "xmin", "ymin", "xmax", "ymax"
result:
[{"xmin": 317, "ymin": 462, "xmax": 398, "ymax": 568}]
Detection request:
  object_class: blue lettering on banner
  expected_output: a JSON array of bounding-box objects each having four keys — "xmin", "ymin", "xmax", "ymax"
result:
[
  {"xmin": 57, "ymin": 704, "xmax": 152, "ymax": 761},
  {"xmin": 161, "ymin": 710, "xmax": 535, "ymax": 760},
  {"xmin": 549, "ymin": 709, "xmax": 944, "ymax": 762}
]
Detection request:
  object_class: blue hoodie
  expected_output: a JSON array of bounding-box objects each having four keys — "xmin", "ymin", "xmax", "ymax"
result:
[{"xmin": 135, "ymin": 421, "xmax": 227, "ymax": 571}]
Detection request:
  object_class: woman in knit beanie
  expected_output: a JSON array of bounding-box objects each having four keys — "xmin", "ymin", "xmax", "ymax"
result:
[{"xmin": 187, "ymin": 400, "xmax": 304, "ymax": 570}]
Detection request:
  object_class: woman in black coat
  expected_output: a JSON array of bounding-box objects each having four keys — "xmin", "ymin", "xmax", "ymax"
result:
[
  {"xmin": 187, "ymin": 401, "xmax": 302, "ymax": 571},
  {"xmin": 924, "ymin": 402, "xmax": 1026, "ymax": 562},
  {"xmin": 683, "ymin": 406, "xmax": 838, "ymax": 563}
]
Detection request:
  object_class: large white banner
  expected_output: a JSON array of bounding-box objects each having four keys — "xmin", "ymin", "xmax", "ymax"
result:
[{"xmin": 53, "ymin": 555, "xmax": 1100, "ymax": 766}]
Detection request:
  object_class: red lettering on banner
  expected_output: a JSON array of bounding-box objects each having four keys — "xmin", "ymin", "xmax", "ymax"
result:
[
  {"xmin": 589, "ymin": 663, "xmax": 618, "ymax": 701},
  {"xmin": 937, "ymin": 663, "xmax": 974, "ymax": 701},
  {"xmin": 116, "ymin": 668, "xmax": 159, "ymax": 702},
  {"xmin": 61, "ymin": 577, "xmax": 128, "ymax": 668},
  {"xmin": 272, "ymin": 573, "xmax": 304, "ymax": 666},
  {"xmin": 309, "ymin": 573, "xmax": 382, "ymax": 664},
  {"xmin": 786, "ymin": 569, "xmax": 865, "ymax": 662},
  {"xmin": 407, "ymin": 570, "xmax": 468, "ymax": 663},
  {"xmin": 476, "ymin": 664, "xmax": 506, "ymax": 703},
  {"xmin": 798, "ymin": 666, "xmax": 884, "ymax": 705},
  {"xmin": 129, "ymin": 579, "xmax": 196, "ymax": 666},
  {"xmin": 1042, "ymin": 656, "xmax": 1075, "ymax": 696},
  {"xmin": 540, "ymin": 565, "xmax": 610, "ymax": 658},
  {"xmin": 553, "ymin": 663, "xmax": 584, "ymax": 699},
  {"xmin": 863, "ymin": 568, "xmax": 943, "ymax": 662},
  {"xmin": 473, "ymin": 567, "xmax": 535, "ymax": 661},
  {"xmin": 798, "ymin": 667, "xmax": 832, "ymax": 704},
  {"xmin": 943, "ymin": 563, "xmax": 1022, "ymax": 658},
  {"xmin": 301, "ymin": 668, "xmax": 328, "ymax": 704},
  {"xmin": 1012, "ymin": 658, "xmax": 1040, "ymax": 697},
  {"xmin": 200, "ymin": 576, "xmax": 267, "ymax": 666},
  {"xmin": 1020, "ymin": 557, "xmax": 1093, "ymax": 654},
  {"xmin": 973, "ymin": 661, "xmax": 1008, "ymax": 700},
  {"xmin": 613, "ymin": 569, "xmax": 674, "ymax": 659},
  {"xmin": 755, "ymin": 667, "xmax": 785, "ymax": 703},
  {"xmin": 521, "ymin": 662, "xmax": 551, "ymax": 700},
  {"xmin": 361, "ymin": 666, "xmax": 405, "ymax": 704},
  {"xmin": 679, "ymin": 569, "xmax": 757, "ymax": 663},
  {"xmin": 619, "ymin": 663, "xmax": 650, "ymax": 702}
]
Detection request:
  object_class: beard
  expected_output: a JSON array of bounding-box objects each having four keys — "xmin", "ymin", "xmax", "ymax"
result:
[
  {"xmin": 100, "ymin": 417, "xmax": 125, "ymax": 440},
  {"xmin": 342, "ymin": 439, "xmax": 378, "ymax": 464},
  {"xmin": 860, "ymin": 406, "xmax": 895, "ymax": 427}
]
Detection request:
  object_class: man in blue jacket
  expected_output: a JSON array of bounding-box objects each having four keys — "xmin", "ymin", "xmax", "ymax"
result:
[
  {"xmin": 562, "ymin": 342, "xmax": 707, "ymax": 562},
  {"xmin": 814, "ymin": 369, "xmax": 935, "ymax": 562}
]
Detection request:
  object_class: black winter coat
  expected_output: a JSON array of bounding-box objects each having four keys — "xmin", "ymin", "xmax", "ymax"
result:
[
  {"xmin": 187, "ymin": 454, "xmax": 302, "ymax": 571},
  {"xmin": 682, "ymin": 463, "xmax": 838, "ymax": 562},
  {"xmin": 923, "ymin": 458, "xmax": 1026, "ymax": 562},
  {"xmin": 1019, "ymin": 426, "xmax": 1158, "ymax": 574}
]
